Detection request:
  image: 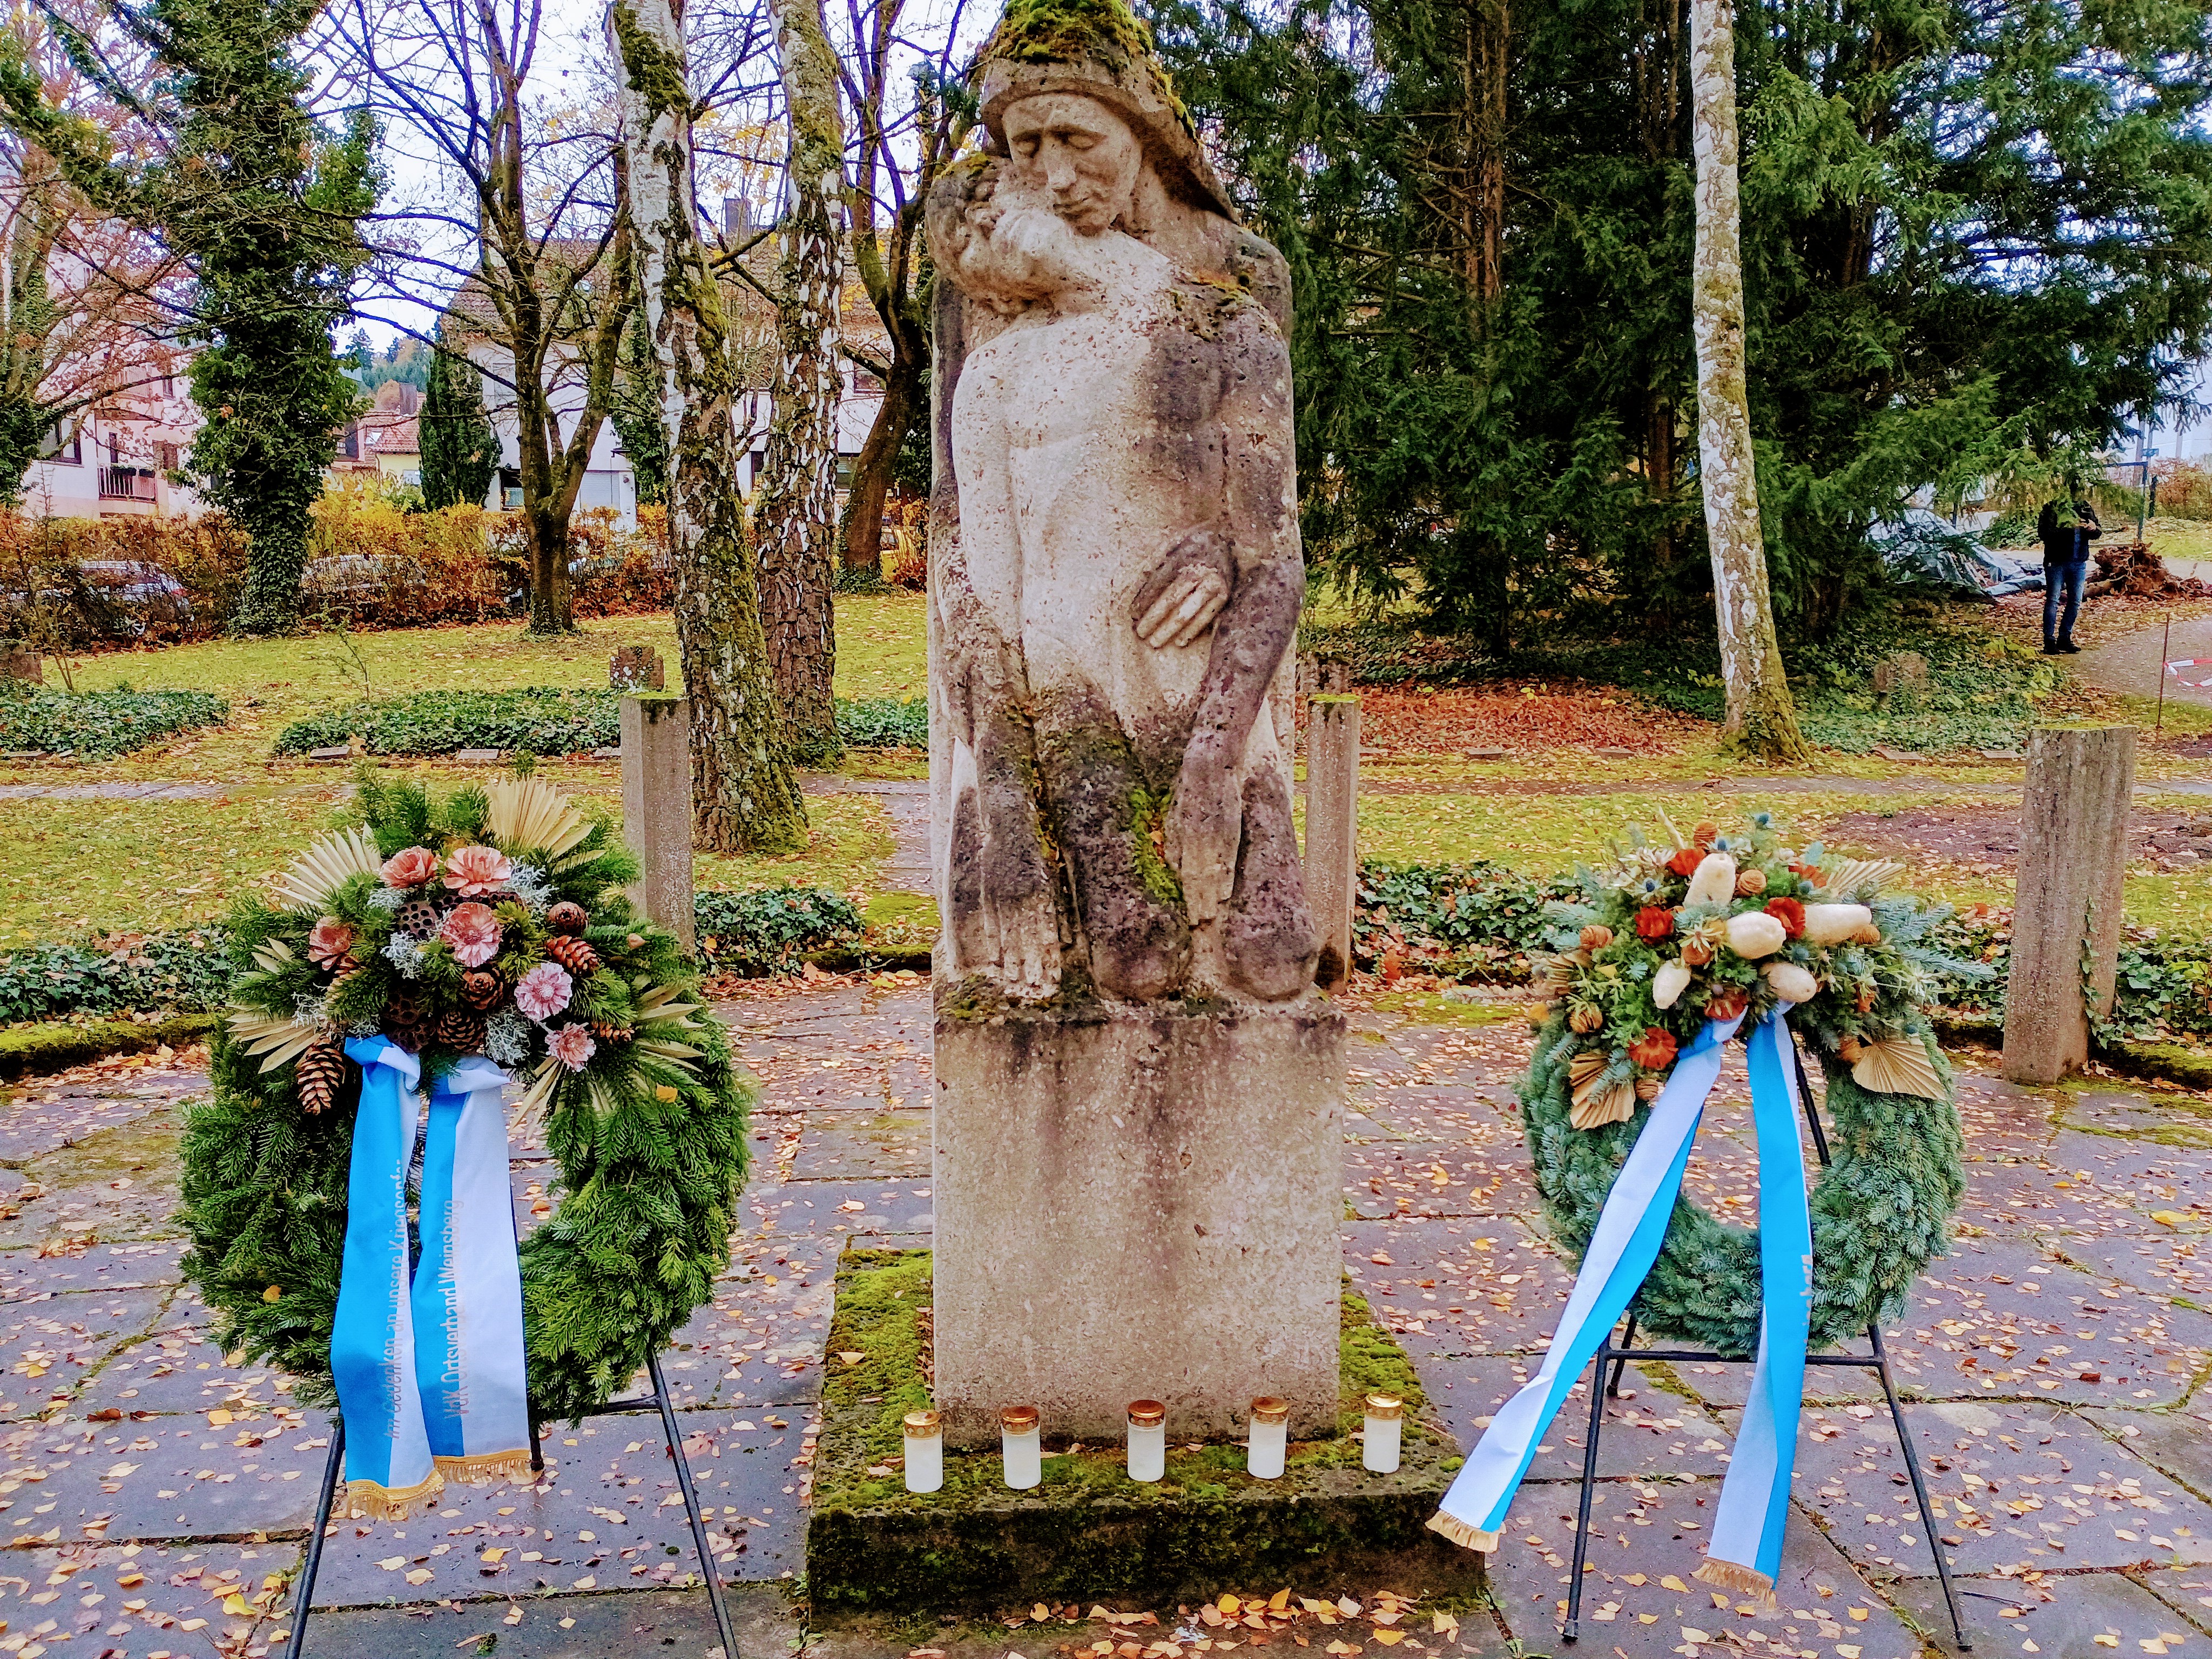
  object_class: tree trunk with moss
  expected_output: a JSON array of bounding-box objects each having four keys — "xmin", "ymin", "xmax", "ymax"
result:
[
  {"xmin": 612, "ymin": 0, "xmax": 808, "ymax": 854},
  {"xmin": 1689, "ymin": 0, "xmax": 1810, "ymax": 763},
  {"xmin": 755, "ymin": 0, "xmax": 845, "ymax": 766}
]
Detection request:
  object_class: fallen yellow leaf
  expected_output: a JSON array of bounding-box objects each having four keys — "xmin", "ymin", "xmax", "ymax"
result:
[{"xmin": 1660, "ymin": 1575, "xmax": 1690, "ymax": 1593}]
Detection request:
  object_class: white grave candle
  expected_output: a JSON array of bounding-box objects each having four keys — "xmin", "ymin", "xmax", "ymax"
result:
[
  {"xmin": 1001, "ymin": 1405, "xmax": 1041, "ymax": 1489},
  {"xmin": 1247, "ymin": 1396, "xmax": 1289, "ymax": 1479},
  {"xmin": 1126, "ymin": 1400, "xmax": 1166, "ymax": 1482},
  {"xmin": 903, "ymin": 1410, "xmax": 943, "ymax": 1493},
  {"xmin": 1363, "ymin": 1393, "xmax": 1402, "ymax": 1474}
]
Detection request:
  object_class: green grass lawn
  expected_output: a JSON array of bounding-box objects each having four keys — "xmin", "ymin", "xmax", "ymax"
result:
[{"xmin": 7, "ymin": 588, "xmax": 2210, "ymax": 950}]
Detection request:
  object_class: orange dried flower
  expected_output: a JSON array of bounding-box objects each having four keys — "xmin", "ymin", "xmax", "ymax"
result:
[
  {"xmin": 1634, "ymin": 906, "xmax": 1675, "ymax": 942},
  {"xmin": 1666, "ymin": 847, "xmax": 1703, "ymax": 878},
  {"xmin": 1705, "ymin": 988, "xmax": 1749, "ymax": 1022},
  {"xmin": 1627, "ymin": 1027, "xmax": 1678, "ymax": 1070},
  {"xmin": 1764, "ymin": 896, "xmax": 1806, "ymax": 939}
]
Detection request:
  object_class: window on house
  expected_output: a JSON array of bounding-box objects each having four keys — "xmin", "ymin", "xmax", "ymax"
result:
[
  {"xmin": 158, "ymin": 443, "xmax": 179, "ymax": 470},
  {"xmin": 106, "ymin": 434, "xmax": 120, "ymax": 468},
  {"xmin": 39, "ymin": 420, "xmax": 80, "ymax": 464}
]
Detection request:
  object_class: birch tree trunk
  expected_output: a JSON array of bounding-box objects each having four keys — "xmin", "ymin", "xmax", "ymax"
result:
[
  {"xmin": 612, "ymin": 0, "xmax": 808, "ymax": 854},
  {"xmin": 1689, "ymin": 0, "xmax": 1810, "ymax": 762},
  {"xmin": 755, "ymin": 0, "xmax": 846, "ymax": 765}
]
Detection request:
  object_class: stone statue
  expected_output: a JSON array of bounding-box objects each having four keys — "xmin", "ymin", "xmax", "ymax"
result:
[{"xmin": 926, "ymin": 15, "xmax": 1316, "ymax": 1006}]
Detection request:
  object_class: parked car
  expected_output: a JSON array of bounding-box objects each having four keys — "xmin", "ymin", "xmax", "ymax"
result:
[
  {"xmin": 301, "ymin": 554, "xmax": 429, "ymax": 606},
  {"xmin": 0, "ymin": 559, "xmax": 191, "ymax": 642}
]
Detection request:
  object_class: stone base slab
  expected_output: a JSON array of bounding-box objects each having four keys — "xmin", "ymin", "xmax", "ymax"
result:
[
  {"xmin": 807, "ymin": 1249, "xmax": 1481, "ymax": 1616},
  {"xmin": 931, "ymin": 992, "xmax": 1345, "ymax": 1447}
]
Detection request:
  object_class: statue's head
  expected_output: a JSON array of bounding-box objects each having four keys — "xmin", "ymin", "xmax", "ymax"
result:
[
  {"xmin": 975, "ymin": 0, "xmax": 1239, "ymax": 230},
  {"xmin": 1001, "ymin": 93, "xmax": 1143, "ymax": 235}
]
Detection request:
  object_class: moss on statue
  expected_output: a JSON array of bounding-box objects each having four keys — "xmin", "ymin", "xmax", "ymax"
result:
[
  {"xmin": 981, "ymin": 0, "xmax": 1189, "ymax": 132},
  {"xmin": 808, "ymin": 1249, "xmax": 1480, "ymax": 1613}
]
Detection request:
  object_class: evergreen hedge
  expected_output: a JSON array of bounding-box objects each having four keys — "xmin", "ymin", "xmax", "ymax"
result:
[
  {"xmin": 272, "ymin": 688, "xmax": 928, "ymax": 757},
  {"xmin": 0, "ymin": 686, "xmax": 228, "ymax": 758}
]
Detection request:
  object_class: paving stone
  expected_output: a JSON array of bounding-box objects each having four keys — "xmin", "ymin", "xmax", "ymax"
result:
[
  {"xmin": 1686, "ymin": 1235, "xmax": 2212, "ymax": 1410},
  {"xmin": 2137, "ymin": 1567, "xmax": 2212, "ymax": 1642},
  {"xmin": 788, "ymin": 1111, "xmax": 930, "ymax": 1181},
  {"xmin": 2045, "ymin": 1232, "xmax": 2212, "ymax": 1304},
  {"xmin": 0, "ymin": 1539, "xmax": 293, "ymax": 1658},
  {"xmin": 0, "ymin": 1286, "xmax": 170, "ymax": 1419},
  {"xmin": 1889, "ymin": 1568, "xmax": 2201, "ymax": 1658},
  {"xmin": 301, "ymin": 1409, "xmax": 806, "ymax": 1608},
  {"xmin": 292, "ymin": 1581, "xmax": 795, "ymax": 1659},
  {"xmin": 1483, "ymin": 1472, "xmax": 1921, "ymax": 1657},
  {"xmin": 1417, "ymin": 1354, "xmax": 1736, "ymax": 1479},
  {"xmin": 0, "ymin": 1239, "xmax": 182, "ymax": 1302},
  {"xmin": 0, "ymin": 1407, "xmax": 333, "ymax": 1547},
  {"xmin": 1790, "ymin": 1399, "xmax": 2212, "ymax": 1577},
  {"xmin": 2079, "ymin": 1405, "xmax": 2212, "ymax": 1504},
  {"xmin": 0, "ymin": 1102, "xmax": 193, "ymax": 1252},
  {"xmin": 1343, "ymin": 1136, "xmax": 1537, "ymax": 1219},
  {"xmin": 739, "ymin": 1180, "xmax": 934, "ymax": 1242},
  {"xmin": 1341, "ymin": 1216, "xmax": 1571, "ymax": 1359},
  {"xmin": 658, "ymin": 1273, "xmax": 831, "ymax": 1410},
  {"xmin": 0, "ymin": 1070, "xmax": 207, "ymax": 1166},
  {"xmin": 1952, "ymin": 1074, "xmax": 2062, "ymax": 1157}
]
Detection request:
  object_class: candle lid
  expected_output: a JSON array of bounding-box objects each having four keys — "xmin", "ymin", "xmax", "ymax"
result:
[
  {"xmin": 903, "ymin": 1410, "xmax": 942, "ymax": 1434},
  {"xmin": 1127, "ymin": 1399, "xmax": 1166, "ymax": 1427},
  {"xmin": 1364, "ymin": 1393, "xmax": 1404, "ymax": 1421},
  {"xmin": 1250, "ymin": 1396, "xmax": 1290, "ymax": 1425},
  {"xmin": 1000, "ymin": 1405, "xmax": 1040, "ymax": 1431}
]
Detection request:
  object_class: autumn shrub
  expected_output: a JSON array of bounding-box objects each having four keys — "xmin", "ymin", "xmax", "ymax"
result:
[{"xmin": 2150, "ymin": 462, "xmax": 2212, "ymax": 522}]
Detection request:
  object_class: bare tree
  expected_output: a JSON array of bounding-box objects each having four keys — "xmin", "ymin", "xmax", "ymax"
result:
[
  {"xmin": 834, "ymin": 0, "xmax": 968, "ymax": 579},
  {"xmin": 754, "ymin": 0, "xmax": 845, "ymax": 764},
  {"xmin": 1688, "ymin": 0, "xmax": 1808, "ymax": 761},
  {"xmin": 610, "ymin": 0, "xmax": 808, "ymax": 853},
  {"xmin": 338, "ymin": 0, "xmax": 636, "ymax": 635}
]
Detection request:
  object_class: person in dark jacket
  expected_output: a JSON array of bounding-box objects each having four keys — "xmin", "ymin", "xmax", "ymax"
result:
[{"xmin": 2036, "ymin": 492, "xmax": 2102, "ymax": 653}]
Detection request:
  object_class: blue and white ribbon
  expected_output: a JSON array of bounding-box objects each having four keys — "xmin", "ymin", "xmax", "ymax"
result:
[
  {"xmin": 1428, "ymin": 1009, "xmax": 1813, "ymax": 1603},
  {"xmin": 334, "ymin": 1039, "xmax": 440, "ymax": 1519},
  {"xmin": 333, "ymin": 1040, "xmax": 531, "ymax": 1519},
  {"xmin": 414, "ymin": 1058, "xmax": 532, "ymax": 1487}
]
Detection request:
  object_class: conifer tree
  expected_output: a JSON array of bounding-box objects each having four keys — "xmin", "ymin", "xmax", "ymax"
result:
[
  {"xmin": 419, "ymin": 331, "xmax": 498, "ymax": 512},
  {"xmin": 0, "ymin": 0, "xmax": 376, "ymax": 635}
]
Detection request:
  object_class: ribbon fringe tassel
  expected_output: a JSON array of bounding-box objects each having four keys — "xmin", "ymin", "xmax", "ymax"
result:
[
  {"xmin": 345, "ymin": 1472, "xmax": 445, "ymax": 1523},
  {"xmin": 1425, "ymin": 1511, "xmax": 1500, "ymax": 1553},
  {"xmin": 435, "ymin": 1449, "xmax": 537, "ymax": 1486},
  {"xmin": 1693, "ymin": 1558, "xmax": 1778, "ymax": 1606}
]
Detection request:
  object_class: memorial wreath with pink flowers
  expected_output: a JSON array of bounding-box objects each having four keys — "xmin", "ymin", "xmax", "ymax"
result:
[{"xmin": 179, "ymin": 771, "xmax": 750, "ymax": 1519}]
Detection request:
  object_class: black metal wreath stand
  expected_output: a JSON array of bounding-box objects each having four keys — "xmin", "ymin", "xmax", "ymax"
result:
[
  {"xmin": 282, "ymin": 1351, "xmax": 740, "ymax": 1659},
  {"xmin": 1557, "ymin": 1038, "xmax": 1971, "ymax": 1652}
]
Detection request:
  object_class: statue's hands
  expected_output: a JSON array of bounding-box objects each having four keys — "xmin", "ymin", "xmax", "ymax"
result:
[{"xmin": 1133, "ymin": 529, "xmax": 1233, "ymax": 650}]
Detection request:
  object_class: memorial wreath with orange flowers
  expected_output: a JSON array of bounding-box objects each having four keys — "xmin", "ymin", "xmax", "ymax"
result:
[{"xmin": 1520, "ymin": 811, "xmax": 1979, "ymax": 1353}]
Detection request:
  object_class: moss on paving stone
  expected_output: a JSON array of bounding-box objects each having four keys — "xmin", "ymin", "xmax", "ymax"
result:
[
  {"xmin": 0, "ymin": 1013, "xmax": 215, "ymax": 1081},
  {"xmin": 2102, "ymin": 1040, "xmax": 2212, "ymax": 1094},
  {"xmin": 808, "ymin": 1249, "xmax": 1481, "ymax": 1615}
]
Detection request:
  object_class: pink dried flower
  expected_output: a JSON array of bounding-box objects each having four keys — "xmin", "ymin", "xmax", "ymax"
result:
[
  {"xmin": 380, "ymin": 846, "xmax": 437, "ymax": 888},
  {"xmin": 443, "ymin": 843, "xmax": 513, "ymax": 897},
  {"xmin": 306, "ymin": 917, "xmax": 355, "ymax": 970},
  {"xmin": 437, "ymin": 901, "xmax": 502, "ymax": 968},
  {"xmin": 514, "ymin": 961, "xmax": 573, "ymax": 1022},
  {"xmin": 547, "ymin": 1022, "xmax": 597, "ymax": 1071}
]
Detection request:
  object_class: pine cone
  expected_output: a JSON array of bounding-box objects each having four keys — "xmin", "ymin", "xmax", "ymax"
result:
[
  {"xmin": 590, "ymin": 1021, "xmax": 633, "ymax": 1044},
  {"xmin": 545, "ymin": 901, "xmax": 588, "ymax": 937},
  {"xmin": 460, "ymin": 967, "xmax": 507, "ymax": 1011},
  {"xmin": 295, "ymin": 1041, "xmax": 347, "ymax": 1116},
  {"xmin": 436, "ymin": 1009, "xmax": 488, "ymax": 1054},
  {"xmin": 545, "ymin": 934, "xmax": 601, "ymax": 976},
  {"xmin": 399, "ymin": 899, "xmax": 442, "ymax": 939}
]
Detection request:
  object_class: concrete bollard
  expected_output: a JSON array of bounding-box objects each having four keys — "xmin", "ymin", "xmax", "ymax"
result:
[
  {"xmin": 619, "ymin": 693, "xmax": 695, "ymax": 953},
  {"xmin": 2001, "ymin": 725, "xmax": 2136, "ymax": 1084},
  {"xmin": 1305, "ymin": 693, "xmax": 1360, "ymax": 990}
]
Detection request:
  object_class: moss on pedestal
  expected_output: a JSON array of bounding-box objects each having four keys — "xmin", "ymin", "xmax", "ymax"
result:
[{"xmin": 808, "ymin": 1248, "xmax": 1481, "ymax": 1615}]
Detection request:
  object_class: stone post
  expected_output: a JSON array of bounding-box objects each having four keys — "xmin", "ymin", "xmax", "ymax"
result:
[
  {"xmin": 619, "ymin": 693, "xmax": 695, "ymax": 953},
  {"xmin": 0, "ymin": 642, "xmax": 39, "ymax": 684},
  {"xmin": 610, "ymin": 645, "xmax": 665, "ymax": 692},
  {"xmin": 1305, "ymin": 693, "xmax": 1360, "ymax": 990},
  {"xmin": 2002, "ymin": 725, "xmax": 2136, "ymax": 1084}
]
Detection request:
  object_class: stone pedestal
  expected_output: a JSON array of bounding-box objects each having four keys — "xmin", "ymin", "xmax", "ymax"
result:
[
  {"xmin": 932, "ymin": 995, "xmax": 1345, "ymax": 1448},
  {"xmin": 2002, "ymin": 724, "xmax": 2135, "ymax": 1084},
  {"xmin": 619, "ymin": 693, "xmax": 694, "ymax": 953},
  {"xmin": 1305, "ymin": 693, "xmax": 1360, "ymax": 990}
]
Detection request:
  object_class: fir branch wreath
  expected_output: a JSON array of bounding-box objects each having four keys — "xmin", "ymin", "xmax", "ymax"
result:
[
  {"xmin": 178, "ymin": 770, "xmax": 751, "ymax": 1423},
  {"xmin": 1519, "ymin": 812, "xmax": 1979, "ymax": 1355}
]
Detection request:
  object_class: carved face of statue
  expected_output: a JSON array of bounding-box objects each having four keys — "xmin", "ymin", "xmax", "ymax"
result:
[{"xmin": 1001, "ymin": 94, "xmax": 1144, "ymax": 235}]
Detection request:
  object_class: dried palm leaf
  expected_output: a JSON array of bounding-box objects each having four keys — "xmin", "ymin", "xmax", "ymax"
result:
[
  {"xmin": 251, "ymin": 937, "xmax": 299, "ymax": 975},
  {"xmin": 510, "ymin": 1057, "xmax": 563, "ymax": 1134},
  {"xmin": 275, "ymin": 827, "xmax": 383, "ymax": 912},
  {"xmin": 1570, "ymin": 1078, "xmax": 1637, "ymax": 1130},
  {"xmin": 633, "ymin": 1038, "xmax": 702, "ymax": 1075},
  {"xmin": 485, "ymin": 777, "xmax": 594, "ymax": 864},
  {"xmin": 1812, "ymin": 858, "xmax": 1906, "ymax": 902},
  {"xmin": 230, "ymin": 1011, "xmax": 320, "ymax": 1073},
  {"xmin": 1851, "ymin": 1035, "xmax": 1945, "ymax": 1100}
]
